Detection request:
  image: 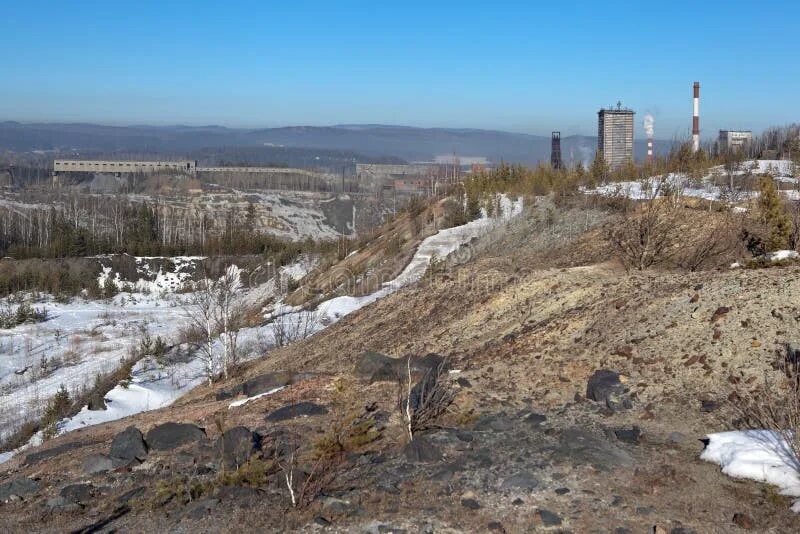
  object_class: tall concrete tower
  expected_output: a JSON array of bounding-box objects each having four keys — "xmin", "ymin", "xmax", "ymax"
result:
[
  {"xmin": 551, "ymin": 131, "xmax": 563, "ymax": 170},
  {"xmin": 598, "ymin": 102, "xmax": 635, "ymax": 169},
  {"xmin": 692, "ymin": 82, "xmax": 700, "ymax": 152}
]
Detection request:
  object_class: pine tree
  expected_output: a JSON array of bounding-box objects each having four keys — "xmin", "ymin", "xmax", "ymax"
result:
[
  {"xmin": 758, "ymin": 175, "xmax": 791, "ymax": 251},
  {"xmin": 589, "ymin": 151, "xmax": 609, "ymax": 186}
]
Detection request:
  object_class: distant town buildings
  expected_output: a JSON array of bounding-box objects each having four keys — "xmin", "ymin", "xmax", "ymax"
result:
[
  {"xmin": 597, "ymin": 103, "xmax": 635, "ymax": 169},
  {"xmin": 718, "ymin": 130, "xmax": 752, "ymax": 152}
]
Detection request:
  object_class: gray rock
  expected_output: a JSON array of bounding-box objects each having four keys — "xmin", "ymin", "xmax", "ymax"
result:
[
  {"xmin": 214, "ymin": 485, "xmax": 262, "ymax": 507},
  {"xmin": 182, "ymin": 498, "xmax": 219, "ymax": 520},
  {"xmin": 110, "ymin": 426, "xmax": 148, "ymax": 463},
  {"xmin": 586, "ymin": 369, "xmax": 632, "ymax": 411},
  {"xmin": 501, "ymin": 471, "xmax": 539, "ymax": 491},
  {"xmin": 321, "ymin": 496, "xmax": 357, "ymax": 515},
  {"xmin": 217, "ymin": 371, "xmax": 295, "ymax": 400},
  {"xmin": 355, "ymin": 352, "xmax": 446, "ymax": 383},
  {"xmin": 265, "ymin": 401, "xmax": 328, "ymax": 422},
  {"xmin": 474, "ymin": 413, "xmax": 515, "ymax": 432},
  {"xmin": 354, "ymin": 351, "xmax": 396, "ymax": 381},
  {"xmin": 24, "ymin": 441, "xmax": 91, "ymax": 466},
  {"xmin": 145, "ymin": 422, "xmax": 206, "ymax": 451},
  {"xmin": 46, "ymin": 496, "xmax": 78, "ymax": 511},
  {"xmin": 83, "ymin": 453, "xmax": 114, "ymax": 474},
  {"xmin": 0, "ymin": 477, "xmax": 39, "ymax": 501},
  {"xmin": 667, "ymin": 432, "xmax": 688, "ymax": 444},
  {"xmin": 524, "ymin": 412, "xmax": 547, "ymax": 426},
  {"xmin": 536, "ymin": 509, "xmax": 562, "ymax": 526},
  {"xmin": 613, "ymin": 426, "xmax": 642, "ymax": 444},
  {"xmin": 403, "ymin": 436, "xmax": 443, "ymax": 463},
  {"xmin": 554, "ymin": 427, "xmax": 634, "ymax": 471},
  {"xmin": 216, "ymin": 426, "xmax": 261, "ymax": 469},
  {"xmin": 461, "ymin": 498, "xmax": 481, "ymax": 509},
  {"xmin": 117, "ymin": 486, "xmax": 146, "ymax": 504}
]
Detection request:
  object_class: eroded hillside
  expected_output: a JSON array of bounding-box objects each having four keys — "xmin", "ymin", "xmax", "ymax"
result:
[{"xmin": 1, "ymin": 198, "xmax": 799, "ymax": 533}]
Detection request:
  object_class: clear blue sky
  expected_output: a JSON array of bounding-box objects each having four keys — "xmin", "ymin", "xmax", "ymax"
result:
[{"xmin": 1, "ymin": 0, "xmax": 797, "ymax": 138}]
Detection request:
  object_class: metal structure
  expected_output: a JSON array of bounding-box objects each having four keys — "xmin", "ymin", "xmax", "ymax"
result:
[
  {"xmin": 551, "ymin": 131, "xmax": 563, "ymax": 170},
  {"xmin": 692, "ymin": 82, "xmax": 700, "ymax": 153},
  {"xmin": 718, "ymin": 130, "xmax": 752, "ymax": 152},
  {"xmin": 597, "ymin": 102, "xmax": 635, "ymax": 169},
  {"xmin": 646, "ymin": 138, "xmax": 654, "ymax": 163}
]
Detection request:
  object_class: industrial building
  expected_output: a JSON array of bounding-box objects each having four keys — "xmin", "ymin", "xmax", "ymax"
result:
[
  {"xmin": 53, "ymin": 160, "xmax": 196, "ymax": 175},
  {"xmin": 597, "ymin": 103, "xmax": 635, "ymax": 169},
  {"xmin": 718, "ymin": 130, "xmax": 752, "ymax": 152}
]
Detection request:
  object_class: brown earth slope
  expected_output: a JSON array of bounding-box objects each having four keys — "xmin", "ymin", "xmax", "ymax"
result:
[{"xmin": 1, "ymin": 201, "xmax": 798, "ymax": 533}]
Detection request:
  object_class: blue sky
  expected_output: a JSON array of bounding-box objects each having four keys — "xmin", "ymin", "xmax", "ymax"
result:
[{"xmin": 1, "ymin": 0, "xmax": 797, "ymax": 138}]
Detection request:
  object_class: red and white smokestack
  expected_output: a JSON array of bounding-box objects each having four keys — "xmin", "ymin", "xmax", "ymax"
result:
[
  {"xmin": 647, "ymin": 138, "xmax": 654, "ymax": 162},
  {"xmin": 692, "ymin": 81, "xmax": 700, "ymax": 152}
]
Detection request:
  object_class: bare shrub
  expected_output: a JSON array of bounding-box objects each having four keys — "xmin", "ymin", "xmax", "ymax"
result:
[
  {"xmin": 676, "ymin": 216, "xmax": 739, "ymax": 271},
  {"xmin": 607, "ymin": 197, "xmax": 682, "ymax": 271},
  {"xmin": 397, "ymin": 357, "xmax": 456, "ymax": 441},
  {"xmin": 728, "ymin": 347, "xmax": 800, "ymax": 475},
  {"xmin": 271, "ymin": 309, "xmax": 319, "ymax": 348}
]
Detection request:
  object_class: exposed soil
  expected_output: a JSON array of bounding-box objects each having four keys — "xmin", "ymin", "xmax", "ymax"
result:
[{"xmin": 1, "ymin": 201, "xmax": 799, "ymax": 533}]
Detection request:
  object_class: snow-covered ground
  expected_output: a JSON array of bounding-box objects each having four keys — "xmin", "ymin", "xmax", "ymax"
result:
[
  {"xmin": 0, "ymin": 197, "xmax": 522, "ymax": 464},
  {"xmin": 0, "ymin": 293, "xmax": 193, "ymax": 440},
  {"xmin": 584, "ymin": 160, "xmax": 798, "ymax": 202},
  {"xmin": 702, "ymin": 430, "xmax": 800, "ymax": 512}
]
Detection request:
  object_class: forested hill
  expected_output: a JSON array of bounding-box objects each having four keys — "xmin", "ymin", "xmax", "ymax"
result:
[{"xmin": 0, "ymin": 122, "xmax": 668, "ymax": 164}]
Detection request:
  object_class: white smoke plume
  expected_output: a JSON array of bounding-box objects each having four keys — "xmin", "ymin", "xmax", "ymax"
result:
[{"xmin": 643, "ymin": 114, "xmax": 655, "ymax": 138}]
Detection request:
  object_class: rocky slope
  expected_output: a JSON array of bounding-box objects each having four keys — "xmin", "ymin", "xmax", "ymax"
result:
[{"xmin": 1, "ymin": 200, "xmax": 799, "ymax": 533}]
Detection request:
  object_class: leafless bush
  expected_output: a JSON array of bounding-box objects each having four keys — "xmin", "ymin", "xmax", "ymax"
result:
[
  {"xmin": 607, "ymin": 197, "xmax": 682, "ymax": 271},
  {"xmin": 271, "ymin": 309, "xmax": 319, "ymax": 348},
  {"xmin": 275, "ymin": 436, "xmax": 346, "ymax": 509},
  {"xmin": 729, "ymin": 348, "xmax": 800, "ymax": 475},
  {"xmin": 676, "ymin": 216, "xmax": 739, "ymax": 271},
  {"xmin": 397, "ymin": 357, "xmax": 456, "ymax": 441}
]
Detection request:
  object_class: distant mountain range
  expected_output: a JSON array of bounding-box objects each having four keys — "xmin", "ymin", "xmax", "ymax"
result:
[{"xmin": 0, "ymin": 121, "xmax": 671, "ymax": 165}]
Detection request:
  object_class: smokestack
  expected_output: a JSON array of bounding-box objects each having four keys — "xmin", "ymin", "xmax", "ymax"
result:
[
  {"xmin": 692, "ymin": 81, "xmax": 700, "ymax": 153},
  {"xmin": 643, "ymin": 114, "xmax": 655, "ymax": 163}
]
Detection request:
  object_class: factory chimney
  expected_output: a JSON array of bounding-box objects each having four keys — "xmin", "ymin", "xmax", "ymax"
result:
[
  {"xmin": 551, "ymin": 131, "xmax": 563, "ymax": 170},
  {"xmin": 643, "ymin": 114, "xmax": 655, "ymax": 163},
  {"xmin": 692, "ymin": 81, "xmax": 700, "ymax": 153}
]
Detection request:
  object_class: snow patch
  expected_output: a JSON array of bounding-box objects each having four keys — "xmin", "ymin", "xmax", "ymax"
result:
[
  {"xmin": 701, "ymin": 430, "xmax": 800, "ymax": 511},
  {"xmin": 228, "ymin": 386, "xmax": 285, "ymax": 409}
]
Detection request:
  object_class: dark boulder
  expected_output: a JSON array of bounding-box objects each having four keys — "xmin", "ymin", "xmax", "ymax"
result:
[
  {"xmin": 535, "ymin": 509, "xmax": 562, "ymax": 526},
  {"xmin": 586, "ymin": 369, "xmax": 632, "ymax": 411},
  {"xmin": 216, "ymin": 426, "xmax": 261, "ymax": 469},
  {"xmin": 110, "ymin": 426, "xmax": 148, "ymax": 463},
  {"xmin": 554, "ymin": 427, "xmax": 634, "ymax": 471},
  {"xmin": 60, "ymin": 483, "xmax": 94, "ymax": 504},
  {"xmin": 265, "ymin": 401, "xmax": 328, "ymax": 422},
  {"xmin": 145, "ymin": 422, "xmax": 206, "ymax": 451},
  {"xmin": 83, "ymin": 453, "xmax": 115, "ymax": 474},
  {"xmin": 354, "ymin": 351, "xmax": 396, "ymax": 381},
  {"xmin": 0, "ymin": 478, "xmax": 40, "ymax": 501},
  {"xmin": 403, "ymin": 436, "xmax": 443, "ymax": 463},
  {"xmin": 501, "ymin": 471, "xmax": 540, "ymax": 491},
  {"xmin": 216, "ymin": 371, "xmax": 295, "ymax": 401},
  {"xmin": 355, "ymin": 351, "xmax": 447, "ymax": 383},
  {"xmin": 613, "ymin": 426, "xmax": 642, "ymax": 444},
  {"xmin": 24, "ymin": 440, "xmax": 92, "ymax": 466}
]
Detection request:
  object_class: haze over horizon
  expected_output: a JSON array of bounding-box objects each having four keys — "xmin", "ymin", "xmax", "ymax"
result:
[{"xmin": 2, "ymin": 0, "xmax": 798, "ymax": 139}]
